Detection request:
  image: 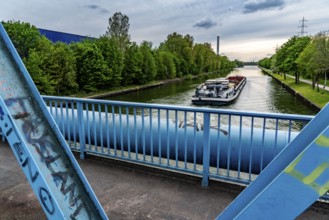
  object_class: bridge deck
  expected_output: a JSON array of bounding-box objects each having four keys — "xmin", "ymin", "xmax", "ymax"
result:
[{"xmin": 0, "ymin": 142, "xmax": 327, "ymax": 220}]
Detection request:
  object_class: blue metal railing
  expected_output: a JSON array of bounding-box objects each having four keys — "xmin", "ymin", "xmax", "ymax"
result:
[{"xmin": 41, "ymin": 95, "xmax": 314, "ymax": 186}]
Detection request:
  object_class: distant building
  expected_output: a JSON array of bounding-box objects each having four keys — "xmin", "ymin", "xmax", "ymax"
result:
[{"xmin": 38, "ymin": 28, "xmax": 95, "ymax": 44}]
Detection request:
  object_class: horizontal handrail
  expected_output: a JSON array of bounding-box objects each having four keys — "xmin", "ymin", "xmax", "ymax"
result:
[
  {"xmin": 42, "ymin": 95, "xmax": 314, "ymax": 121},
  {"xmin": 39, "ymin": 95, "xmax": 316, "ymax": 188}
]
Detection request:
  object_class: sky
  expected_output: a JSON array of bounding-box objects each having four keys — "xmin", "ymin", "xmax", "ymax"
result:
[{"xmin": 1, "ymin": 0, "xmax": 329, "ymax": 61}]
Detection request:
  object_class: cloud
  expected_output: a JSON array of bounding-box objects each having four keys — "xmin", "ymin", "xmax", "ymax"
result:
[
  {"xmin": 193, "ymin": 17, "xmax": 217, "ymax": 29},
  {"xmin": 84, "ymin": 4, "xmax": 109, "ymax": 14},
  {"xmin": 243, "ymin": 0, "xmax": 285, "ymax": 14}
]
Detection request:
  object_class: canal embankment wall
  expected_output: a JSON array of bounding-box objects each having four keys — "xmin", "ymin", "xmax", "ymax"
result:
[
  {"xmin": 85, "ymin": 78, "xmax": 182, "ymax": 99},
  {"xmin": 260, "ymin": 67, "xmax": 321, "ymax": 112}
]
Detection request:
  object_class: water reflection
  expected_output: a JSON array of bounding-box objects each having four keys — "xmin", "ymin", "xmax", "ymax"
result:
[{"xmin": 109, "ymin": 66, "xmax": 317, "ymax": 116}]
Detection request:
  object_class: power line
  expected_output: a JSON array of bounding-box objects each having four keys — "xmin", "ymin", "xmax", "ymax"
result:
[{"xmin": 298, "ymin": 17, "xmax": 307, "ymax": 36}]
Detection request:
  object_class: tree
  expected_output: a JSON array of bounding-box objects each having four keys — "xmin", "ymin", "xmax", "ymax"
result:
[
  {"xmin": 2, "ymin": 20, "xmax": 42, "ymax": 59},
  {"xmin": 122, "ymin": 42, "xmax": 142, "ymax": 86},
  {"xmin": 106, "ymin": 12, "xmax": 130, "ymax": 52},
  {"xmin": 50, "ymin": 42, "xmax": 78, "ymax": 95},
  {"xmin": 275, "ymin": 36, "xmax": 310, "ymax": 83},
  {"xmin": 313, "ymin": 32, "xmax": 329, "ymax": 89},
  {"xmin": 24, "ymin": 36, "xmax": 56, "ymax": 94},
  {"xmin": 96, "ymin": 36, "xmax": 123, "ymax": 87},
  {"xmin": 139, "ymin": 41, "xmax": 156, "ymax": 84},
  {"xmin": 258, "ymin": 57, "xmax": 271, "ymax": 69},
  {"xmin": 159, "ymin": 32, "xmax": 194, "ymax": 75},
  {"xmin": 297, "ymin": 32, "xmax": 329, "ymax": 91},
  {"xmin": 296, "ymin": 41, "xmax": 317, "ymax": 88},
  {"xmin": 72, "ymin": 41, "xmax": 108, "ymax": 92}
]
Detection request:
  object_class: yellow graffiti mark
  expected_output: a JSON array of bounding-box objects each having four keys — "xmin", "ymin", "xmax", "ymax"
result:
[
  {"xmin": 315, "ymin": 135, "xmax": 329, "ymax": 147},
  {"xmin": 284, "ymin": 150, "xmax": 329, "ymax": 196},
  {"xmin": 285, "ymin": 154, "xmax": 303, "ymax": 174},
  {"xmin": 317, "ymin": 180, "xmax": 329, "ymax": 196},
  {"xmin": 303, "ymin": 162, "xmax": 329, "ymax": 184}
]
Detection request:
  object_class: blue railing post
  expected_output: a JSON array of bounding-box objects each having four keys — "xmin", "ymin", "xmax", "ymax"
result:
[
  {"xmin": 77, "ymin": 101, "xmax": 86, "ymax": 159},
  {"xmin": 202, "ymin": 113, "xmax": 211, "ymax": 187}
]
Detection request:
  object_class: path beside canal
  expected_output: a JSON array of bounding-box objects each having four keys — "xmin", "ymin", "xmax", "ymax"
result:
[{"xmin": 261, "ymin": 68, "xmax": 329, "ymax": 110}]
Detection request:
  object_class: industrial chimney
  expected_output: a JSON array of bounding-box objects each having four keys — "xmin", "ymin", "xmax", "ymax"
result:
[{"xmin": 216, "ymin": 35, "xmax": 220, "ymax": 55}]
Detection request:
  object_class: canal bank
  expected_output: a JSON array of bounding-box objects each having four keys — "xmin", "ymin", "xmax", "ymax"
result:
[
  {"xmin": 260, "ymin": 67, "xmax": 327, "ymax": 112},
  {"xmin": 85, "ymin": 79, "xmax": 180, "ymax": 99},
  {"xmin": 102, "ymin": 66, "xmax": 318, "ymax": 116},
  {"xmin": 85, "ymin": 72, "xmax": 220, "ymax": 100}
]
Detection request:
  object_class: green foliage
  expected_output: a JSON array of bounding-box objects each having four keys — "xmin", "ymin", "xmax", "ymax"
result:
[
  {"xmin": 262, "ymin": 32, "xmax": 328, "ymax": 91},
  {"xmin": 275, "ymin": 36, "xmax": 310, "ymax": 82},
  {"xmin": 24, "ymin": 36, "xmax": 56, "ymax": 94},
  {"xmin": 3, "ymin": 17, "xmax": 237, "ymax": 96},
  {"xmin": 72, "ymin": 41, "xmax": 108, "ymax": 92},
  {"xmin": 258, "ymin": 57, "xmax": 271, "ymax": 69},
  {"xmin": 96, "ymin": 36, "xmax": 123, "ymax": 87},
  {"xmin": 122, "ymin": 42, "xmax": 142, "ymax": 86},
  {"xmin": 106, "ymin": 12, "xmax": 130, "ymax": 52},
  {"xmin": 159, "ymin": 32, "xmax": 194, "ymax": 75},
  {"xmin": 139, "ymin": 41, "xmax": 157, "ymax": 84},
  {"xmin": 2, "ymin": 20, "xmax": 41, "ymax": 59},
  {"xmin": 233, "ymin": 59, "xmax": 244, "ymax": 68}
]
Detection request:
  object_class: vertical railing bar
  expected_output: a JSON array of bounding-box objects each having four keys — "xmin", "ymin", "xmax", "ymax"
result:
[
  {"xmin": 126, "ymin": 106, "xmax": 131, "ymax": 159},
  {"xmin": 260, "ymin": 117, "xmax": 266, "ymax": 172},
  {"xmin": 54, "ymin": 100, "xmax": 58, "ymax": 124},
  {"xmin": 77, "ymin": 101, "xmax": 86, "ymax": 159},
  {"xmin": 202, "ymin": 112, "xmax": 210, "ymax": 187},
  {"xmin": 141, "ymin": 108, "xmax": 146, "ymax": 161},
  {"xmin": 237, "ymin": 115, "xmax": 243, "ymax": 179},
  {"xmin": 86, "ymin": 104, "xmax": 91, "ymax": 150},
  {"xmin": 158, "ymin": 109, "xmax": 162, "ymax": 164},
  {"xmin": 105, "ymin": 105, "xmax": 110, "ymax": 155},
  {"xmin": 248, "ymin": 117, "xmax": 255, "ymax": 181},
  {"xmin": 184, "ymin": 111, "xmax": 187, "ymax": 169},
  {"xmin": 175, "ymin": 110, "xmax": 178, "ymax": 168},
  {"xmin": 193, "ymin": 112, "xmax": 197, "ymax": 171},
  {"xmin": 216, "ymin": 114, "xmax": 221, "ymax": 175},
  {"xmin": 288, "ymin": 120, "xmax": 292, "ymax": 143},
  {"xmin": 72, "ymin": 101, "xmax": 77, "ymax": 149},
  {"xmin": 166, "ymin": 110, "xmax": 170, "ymax": 166},
  {"xmin": 92, "ymin": 104, "xmax": 97, "ymax": 152},
  {"xmin": 274, "ymin": 118, "xmax": 279, "ymax": 157},
  {"xmin": 150, "ymin": 108, "xmax": 154, "ymax": 163},
  {"xmin": 134, "ymin": 108, "xmax": 138, "ymax": 160},
  {"xmin": 49, "ymin": 100, "xmax": 53, "ymax": 116},
  {"xmin": 60, "ymin": 101, "xmax": 65, "ymax": 140},
  {"xmin": 226, "ymin": 115, "xmax": 232, "ymax": 177},
  {"xmin": 119, "ymin": 106, "xmax": 123, "ymax": 157},
  {"xmin": 66, "ymin": 101, "xmax": 70, "ymax": 146},
  {"xmin": 98, "ymin": 104, "xmax": 103, "ymax": 153},
  {"xmin": 112, "ymin": 106, "xmax": 117, "ymax": 156}
]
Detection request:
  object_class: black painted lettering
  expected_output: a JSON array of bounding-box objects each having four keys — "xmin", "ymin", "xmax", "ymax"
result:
[
  {"xmin": 13, "ymin": 142, "xmax": 25, "ymax": 162},
  {"xmin": 22, "ymin": 157, "xmax": 39, "ymax": 183},
  {"xmin": 39, "ymin": 187, "xmax": 55, "ymax": 215}
]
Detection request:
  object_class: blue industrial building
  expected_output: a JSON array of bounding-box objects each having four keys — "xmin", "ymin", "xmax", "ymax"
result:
[{"xmin": 38, "ymin": 28, "xmax": 95, "ymax": 43}]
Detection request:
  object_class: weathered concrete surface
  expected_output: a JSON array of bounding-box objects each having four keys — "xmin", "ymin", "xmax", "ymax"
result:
[{"xmin": 0, "ymin": 142, "xmax": 328, "ymax": 219}]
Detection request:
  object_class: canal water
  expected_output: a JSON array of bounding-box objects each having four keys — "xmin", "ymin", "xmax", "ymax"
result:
[{"xmin": 108, "ymin": 66, "xmax": 317, "ymax": 116}]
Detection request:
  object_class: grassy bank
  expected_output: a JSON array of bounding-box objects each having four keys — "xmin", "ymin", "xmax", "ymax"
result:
[{"xmin": 261, "ymin": 68, "xmax": 329, "ymax": 109}]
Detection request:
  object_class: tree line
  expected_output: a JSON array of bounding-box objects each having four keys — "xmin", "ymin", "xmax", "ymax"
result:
[
  {"xmin": 259, "ymin": 32, "xmax": 329, "ymax": 91},
  {"xmin": 2, "ymin": 13, "xmax": 239, "ymax": 96}
]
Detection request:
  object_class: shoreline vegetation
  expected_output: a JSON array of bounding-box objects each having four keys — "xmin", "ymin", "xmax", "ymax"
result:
[
  {"xmin": 260, "ymin": 67, "xmax": 329, "ymax": 111},
  {"xmin": 258, "ymin": 32, "xmax": 329, "ymax": 112},
  {"xmin": 2, "ymin": 18, "xmax": 241, "ymax": 98},
  {"xmin": 83, "ymin": 71, "xmax": 224, "ymax": 99}
]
